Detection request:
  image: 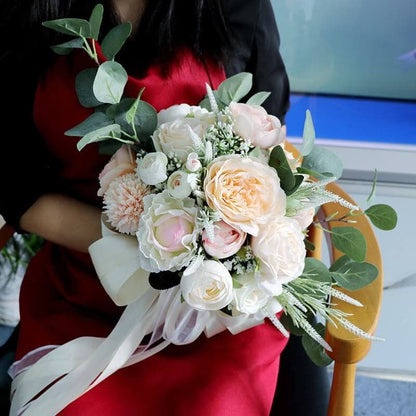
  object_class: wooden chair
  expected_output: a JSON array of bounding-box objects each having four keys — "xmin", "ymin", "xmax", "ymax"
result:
[
  {"xmin": 0, "ymin": 161, "xmax": 383, "ymax": 416},
  {"xmin": 286, "ymin": 141, "xmax": 383, "ymax": 416}
]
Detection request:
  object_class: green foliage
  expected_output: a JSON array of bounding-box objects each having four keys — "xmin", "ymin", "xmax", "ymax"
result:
[
  {"xmin": 246, "ymin": 91, "xmax": 271, "ymax": 106},
  {"xmin": 217, "ymin": 72, "xmax": 253, "ymax": 104},
  {"xmin": 301, "ymin": 109, "xmax": 315, "ymax": 156},
  {"xmin": 89, "ymin": 4, "xmax": 104, "ymax": 40},
  {"xmin": 101, "ymin": 22, "xmax": 132, "ymax": 60},
  {"xmin": 331, "ymin": 226, "xmax": 367, "ymax": 262},
  {"xmin": 269, "ymin": 145, "xmax": 304, "ymax": 195},
  {"xmin": 93, "ymin": 61, "xmax": 128, "ymax": 104},
  {"xmin": 76, "ymin": 124, "xmax": 122, "ymax": 151},
  {"xmin": 330, "ymin": 255, "xmax": 379, "ymax": 290},
  {"xmin": 365, "ymin": 204, "xmax": 398, "ymax": 230},
  {"xmin": 302, "ymin": 145, "xmax": 344, "ymax": 179},
  {"xmin": 301, "ymin": 323, "xmax": 333, "ymax": 366},
  {"xmin": 301, "ymin": 258, "xmax": 331, "ymax": 283},
  {"xmin": 42, "ymin": 18, "xmax": 91, "ymax": 38}
]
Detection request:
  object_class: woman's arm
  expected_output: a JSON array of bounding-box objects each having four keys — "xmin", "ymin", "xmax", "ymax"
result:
[{"xmin": 20, "ymin": 194, "xmax": 102, "ymax": 253}]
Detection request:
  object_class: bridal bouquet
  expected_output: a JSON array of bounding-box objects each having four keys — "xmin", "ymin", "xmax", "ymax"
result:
[
  {"xmin": 42, "ymin": 4, "xmax": 398, "ymax": 361},
  {"xmin": 13, "ymin": 5, "xmax": 397, "ymax": 414}
]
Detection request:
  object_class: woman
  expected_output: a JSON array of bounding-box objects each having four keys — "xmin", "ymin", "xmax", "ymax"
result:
[{"xmin": 1, "ymin": 0, "xmax": 290, "ymax": 414}]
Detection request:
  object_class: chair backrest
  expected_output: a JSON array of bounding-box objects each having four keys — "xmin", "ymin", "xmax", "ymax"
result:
[{"xmin": 285, "ymin": 141, "xmax": 383, "ymax": 416}]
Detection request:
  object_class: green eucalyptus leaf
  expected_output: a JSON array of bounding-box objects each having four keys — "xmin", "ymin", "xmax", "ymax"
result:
[
  {"xmin": 101, "ymin": 22, "xmax": 132, "ymax": 60},
  {"xmin": 269, "ymin": 145, "xmax": 296, "ymax": 192},
  {"xmin": 301, "ymin": 109, "xmax": 315, "ymax": 156},
  {"xmin": 217, "ymin": 72, "xmax": 253, "ymax": 104},
  {"xmin": 89, "ymin": 4, "xmax": 104, "ymax": 40},
  {"xmin": 246, "ymin": 91, "xmax": 271, "ymax": 106},
  {"xmin": 110, "ymin": 98, "xmax": 157, "ymax": 142},
  {"xmin": 248, "ymin": 146, "xmax": 263, "ymax": 159},
  {"xmin": 301, "ymin": 258, "xmax": 331, "ymax": 283},
  {"xmin": 75, "ymin": 68, "xmax": 101, "ymax": 107},
  {"xmin": 199, "ymin": 90, "xmax": 226, "ymax": 111},
  {"xmin": 304, "ymin": 239, "xmax": 316, "ymax": 252},
  {"xmin": 329, "ymin": 255, "xmax": 352, "ymax": 272},
  {"xmin": 93, "ymin": 61, "xmax": 128, "ymax": 104},
  {"xmin": 302, "ymin": 145, "xmax": 343, "ymax": 179},
  {"xmin": 331, "ymin": 226, "xmax": 367, "ymax": 262},
  {"xmin": 330, "ymin": 257, "xmax": 379, "ymax": 290},
  {"xmin": 65, "ymin": 112, "xmax": 113, "ymax": 137},
  {"xmin": 286, "ymin": 174, "xmax": 304, "ymax": 196},
  {"xmin": 301, "ymin": 323, "xmax": 333, "ymax": 367},
  {"xmin": 99, "ymin": 140, "xmax": 123, "ymax": 155},
  {"xmin": 296, "ymin": 166, "xmax": 334, "ymax": 180},
  {"xmin": 51, "ymin": 38, "xmax": 84, "ymax": 55},
  {"xmin": 77, "ymin": 124, "xmax": 122, "ymax": 151},
  {"xmin": 365, "ymin": 204, "xmax": 398, "ymax": 231},
  {"xmin": 42, "ymin": 18, "xmax": 91, "ymax": 38}
]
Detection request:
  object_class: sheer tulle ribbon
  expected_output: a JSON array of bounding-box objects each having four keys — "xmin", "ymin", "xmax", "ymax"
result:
[{"xmin": 10, "ymin": 223, "xmax": 264, "ymax": 415}]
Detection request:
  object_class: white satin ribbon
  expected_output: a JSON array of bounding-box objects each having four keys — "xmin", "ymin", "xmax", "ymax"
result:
[{"xmin": 10, "ymin": 222, "xmax": 267, "ymax": 415}]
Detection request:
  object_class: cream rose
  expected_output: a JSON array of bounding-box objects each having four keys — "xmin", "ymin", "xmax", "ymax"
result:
[
  {"xmin": 136, "ymin": 191, "xmax": 199, "ymax": 272},
  {"xmin": 202, "ymin": 220, "xmax": 246, "ymax": 259},
  {"xmin": 229, "ymin": 102, "xmax": 285, "ymax": 149},
  {"xmin": 252, "ymin": 216, "xmax": 306, "ymax": 295},
  {"xmin": 204, "ymin": 155, "xmax": 286, "ymax": 236},
  {"xmin": 180, "ymin": 260, "xmax": 233, "ymax": 311},
  {"xmin": 98, "ymin": 145, "xmax": 136, "ymax": 196},
  {"xmin": 232, "ymin": 273, "xmax": 269, "ymax": 315},
  {"xmin": 137, "ymin": 152, "xmax": 168, "ymax": 185},
  {"xmin": 152, "ymin": 118, "xmax": 209, "ymax": 162}
]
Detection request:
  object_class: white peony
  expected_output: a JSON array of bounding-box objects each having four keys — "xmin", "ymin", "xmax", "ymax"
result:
[
  {"xmin": 136, "ymin": 191, "xmax": 199, "ymax": 272},
  {"xmin": 152, "ymin": 118, "xmax": 210, "ymax": 163},
  {"xmin": 251, "ymin": 216, "xmax": 306, "ymax": 295},
  {"xmin": 180, "ymin": 260, "xmax": 233, "ymax": 311}
]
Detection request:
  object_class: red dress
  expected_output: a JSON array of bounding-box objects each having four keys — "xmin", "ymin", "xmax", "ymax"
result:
[{"xmin": 14, "ymin": 48, "xmax": 288, "ymax": 415}]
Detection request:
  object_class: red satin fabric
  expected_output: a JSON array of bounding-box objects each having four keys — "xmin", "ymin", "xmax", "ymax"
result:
[{"xmin": 16, "ymin": 48, "xmax": 288, "ymax": 415}]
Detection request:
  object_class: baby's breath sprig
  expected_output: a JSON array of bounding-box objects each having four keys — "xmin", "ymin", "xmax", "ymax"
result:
[{"xmin": 222, "ymin": 245, "xmax": 258, "ymax": 276}]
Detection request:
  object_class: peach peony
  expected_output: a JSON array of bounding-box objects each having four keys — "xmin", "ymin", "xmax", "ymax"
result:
[{"xmin": 204, "ymin": 155, "xmax": 286, "ymax": 236}]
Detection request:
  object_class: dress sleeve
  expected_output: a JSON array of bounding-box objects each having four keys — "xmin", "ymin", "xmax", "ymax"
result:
[
  {"xmin": 223, "ymin": 0, "xmax": 290, "ymax": 123},
  {"xmin": 0, "ymin": 50, "xmax": 57, "ymax": 231}
]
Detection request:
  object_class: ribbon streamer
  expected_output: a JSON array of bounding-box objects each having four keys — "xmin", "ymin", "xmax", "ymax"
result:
[{"xmin": 10, "ymin": 227, "xmax": 267, "ymax": 415}]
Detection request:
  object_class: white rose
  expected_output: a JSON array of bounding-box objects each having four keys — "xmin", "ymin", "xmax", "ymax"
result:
[
  {"xmin": 137, "ymin": 152, "xmax": 168, "ymax": 185},
  {"xmin": 180, "ymin": 260, "xmax": 233, "ymax": 311},
  {"xmin": 152, "ymin": 118, "xmax": 209, "ymax": 162},
  {"xmin": 157, "ymin": 104, "xmax": 192, "ymax": 126},
  {"xmin": 251, "ymin": 216, "xmax": 306, "ymax": 295},
  {"xmin": 167, "ymin": 170, "xmax": 192, "ymax": 199},
  {"xmin": 232, "ymin": 273, "xmax": 269, "ymax": 315},
  {"xmin": 185, "ymin": 152, "xmax": 202, "ymax": 172},
  {"xmin": 136, "ymin": 191, "xmax": 199, "ymax": 272}
]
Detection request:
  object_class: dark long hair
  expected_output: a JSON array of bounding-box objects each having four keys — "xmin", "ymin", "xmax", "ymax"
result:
[{"xmin": 1, "ymin": 0, "xmax": 234, "ymax": 77}]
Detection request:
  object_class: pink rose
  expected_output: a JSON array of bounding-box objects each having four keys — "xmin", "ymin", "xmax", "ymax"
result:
[
  {"xmin": 98, "ymin": 145, "xmax": 136, "ymax": 196},
  {"xmin": 202, "ymin": 221, "xmax": 246, "ymax": 259},
  {"xmin": 229, "ymin": 102, "xmax": 284, "ymax": 149}
]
